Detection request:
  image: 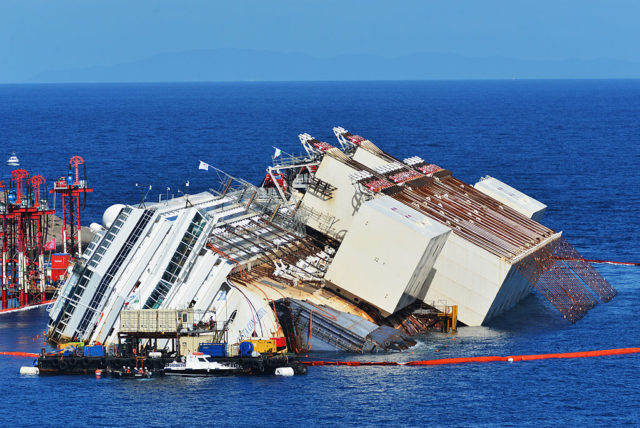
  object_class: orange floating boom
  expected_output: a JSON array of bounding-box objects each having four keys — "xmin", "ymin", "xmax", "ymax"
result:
[
  {"xmin": 0, "ymin": 352, "xmax": 39, "ymax": 357},
  {"xmin": 302, "ymin": 347, "xmax": 640, "ymax": 366}
]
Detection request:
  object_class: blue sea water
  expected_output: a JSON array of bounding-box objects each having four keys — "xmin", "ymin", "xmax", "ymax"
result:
[{"xmin": 0, "ymin": 80, "xmax": 639, "ymax": 426}]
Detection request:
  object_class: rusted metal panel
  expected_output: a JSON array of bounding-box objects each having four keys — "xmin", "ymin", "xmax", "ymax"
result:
[{"xmin": 391, "ymin": 174, "xmax": 555, "ymax": 261}]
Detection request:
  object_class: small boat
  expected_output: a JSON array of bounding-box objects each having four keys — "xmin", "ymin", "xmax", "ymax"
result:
[
  {"xmin": 164, "ymin": 352, "xmax": 246, "ymax": 376},
  {"xmin": 109, "ymin": 366, "xmax": 157, "ymax": 379},
  {"xmin": 6, "ymin": 152, "xmax": 19, "ymax": 167}
]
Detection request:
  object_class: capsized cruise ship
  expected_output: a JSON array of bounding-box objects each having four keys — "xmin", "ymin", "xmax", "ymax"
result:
[{"xmin": 46, "ymin": 128, "xmax": 617, "ymax": 353}]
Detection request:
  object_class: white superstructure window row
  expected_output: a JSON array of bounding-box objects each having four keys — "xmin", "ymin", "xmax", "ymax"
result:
[
  {"xmin": 143, "ymin": 211, "xmax": 208, "ymax": 309},
  {"xmin": 87, "ymin": 208, "xmax": 132, "ymax": 269},
  {"xmin": 82, "ymin": 233, "xmax": 103, "ymax": 260},
  {"xmin": 76, "ymin": 209, "xmax": 155, "ymax": 337}
]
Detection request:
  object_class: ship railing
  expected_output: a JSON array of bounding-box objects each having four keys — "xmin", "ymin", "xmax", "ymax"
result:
[
  {"xmin": 271, "ymin": 154, "xmax": 315, "ymax": 169},
  {"xmin": 421, "ymin": 300, "xmax": 455, "ymax": 315},
  {"xmin": 200, "ymin": 162, "xmax": 305, "ymax": 236},
  {"xmin": 295, "ymin": 205, "xmax": 337, "ymax": 235}
]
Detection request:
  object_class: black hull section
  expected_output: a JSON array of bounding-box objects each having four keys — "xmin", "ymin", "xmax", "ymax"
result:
[
  {"xmin": 37, "ymin": 355, "xmax": 170, "ymax": 375},
  {"xmin": 36, "ymin": 354, "xmax": 307, "ymax": 376}
]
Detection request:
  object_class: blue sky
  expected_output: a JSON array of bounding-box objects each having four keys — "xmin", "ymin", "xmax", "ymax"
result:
[{"xmin": 1, "ymin": 0, "xmax": 639, "ymax": 82}]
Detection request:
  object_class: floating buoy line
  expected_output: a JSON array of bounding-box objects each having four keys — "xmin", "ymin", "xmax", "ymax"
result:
[
  {"xmin": 302, "ymin": 347, "xmax": 640, "ymax": 367},
  {"xmin": 3, "ymin": 348, "xmax": 639, "ymax": 372},
  {"xmin": 0, "ymin": 352, "xmax": 39, "ymax": 357}
]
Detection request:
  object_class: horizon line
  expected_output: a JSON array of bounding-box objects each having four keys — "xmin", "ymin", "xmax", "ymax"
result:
[{"xmin": 2, "ymin": 77, "xmax": 640, "ymax": 86}]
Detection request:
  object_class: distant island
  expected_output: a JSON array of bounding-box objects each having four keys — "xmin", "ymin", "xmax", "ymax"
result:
[{"xmin": 27, "ymin": 49, "xmax": 640, "ymax": 83}]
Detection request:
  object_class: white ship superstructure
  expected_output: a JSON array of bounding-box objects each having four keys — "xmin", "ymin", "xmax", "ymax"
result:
[
  {"xmin": 326, "ymin": 127, "xmax": 615, "ymax": 324},
  {"xmin": 324, "ymin": 196, "xmax": 451, "ymax": 317},
  {"xmin": 47, "ymin": 127, "xmax": 616, "ymax": 352},
  {"xmin": 49, "ymin": 188, "xmax": 282, "ymax": 346}
]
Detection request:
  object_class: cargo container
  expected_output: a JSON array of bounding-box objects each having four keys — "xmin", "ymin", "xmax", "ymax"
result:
[
  {"xmin": 120, "ymin": 309, "xmax": 194, "ymax": 333},
  {"xmin": 198, "ymin": 343, "xmax": 226, "ymax": 357},
  {"xmin": 51, "ymin": 269, "xmax": 67, "ymax": 281},
  {"xmin": 157, "ymin": 309, "xmax": 178, "ymax": 331},
  {"xmin": 179, "ymin": 336, "xmax": 201, "ymax": 355},
  {"xmin": 178, "ymin": 334, "xmax": 216, "ymax": 355},
  {"xmin": 84, "ymin": 345, "xmax": 105, "ymax": 357},
  {"xmin": 226, "ymin": 344, "xmax": 240, "ymax": 357},
  {"xmin": 247, "ymin": 339, "xmax": 277, "ymax": 354},
  {"xmin": 138, "ymin": 310, "xmax": 158, "ymax": 332},
  {"xmin": 119, "ymin": 311, "xmax": 139, "ymax": 332},
  {"xmin": 270, "ymin": 337, "xmax": 287, "ymax": 349},
  {"xmin": 51, "ymin": 253, "xmax": 71, "ymax": 269}
]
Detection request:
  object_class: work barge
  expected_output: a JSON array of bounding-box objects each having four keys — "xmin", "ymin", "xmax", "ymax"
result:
[
  {"xmin": 45, "ymin": 127, "xmax": 616, "ymax": 355},
  {"xmin": 37, "ymin": 308, "xmax": 307, "ymax": 377}
]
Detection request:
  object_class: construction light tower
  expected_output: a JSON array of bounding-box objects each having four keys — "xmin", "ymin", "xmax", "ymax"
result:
[{"xmin": 50, "ymin": 156, "xmax": 93, "ymax": 258}]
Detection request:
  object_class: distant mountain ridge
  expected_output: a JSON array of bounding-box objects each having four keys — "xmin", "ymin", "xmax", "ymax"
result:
[{"xmin": 27, "ymin": 49, "xmax": 640, "ymax": 83}]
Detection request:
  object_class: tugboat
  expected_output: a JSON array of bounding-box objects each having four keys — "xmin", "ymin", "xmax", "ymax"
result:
[
  {"xmin": 6, "ymin": 152, "xmax": 19, "ymax": 167},
  {"xmin": 164, "ymin": 352, "xmax": 246, "ymax": 376}
]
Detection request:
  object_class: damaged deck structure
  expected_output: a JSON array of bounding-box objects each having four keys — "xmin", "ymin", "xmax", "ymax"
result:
[{"xmin": 46, "ymin": 127, "xmax": 616, "ymax": 354}]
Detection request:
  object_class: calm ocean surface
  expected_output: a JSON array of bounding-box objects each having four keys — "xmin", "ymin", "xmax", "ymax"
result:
[{"xmin": 0, "ymin": 80, "xmax": 639, "ymax": 426}]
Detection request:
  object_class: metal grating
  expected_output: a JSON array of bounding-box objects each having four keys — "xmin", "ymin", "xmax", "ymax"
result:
[
  {"xmin": 552, "ymin": 237, "xmax": 618, "ymax": 302},
  {"xmin": 516, "ymin": 249, "xmax": 589, "ymax": 323}
]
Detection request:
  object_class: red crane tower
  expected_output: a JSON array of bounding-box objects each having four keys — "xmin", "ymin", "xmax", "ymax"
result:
[
  {"xmin": 1, "ymin": 169, "xmax": 55, "ymax": 309},
  {"xmin": 50, "ymin": 156, "xmax": 93, "ymax": 258}
]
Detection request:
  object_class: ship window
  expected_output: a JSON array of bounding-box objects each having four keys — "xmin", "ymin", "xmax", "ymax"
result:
[
  {"xmin": 74, "ymin": 209, "xmax": 154, "ymax": 336},
  {"xmin": 198, "ymin": 357, "xmax": 207, "ymax": 362},
  {"xmin": 165, "ymin": 262, "xmax": 180, "ymax": 277},
  {"xmin": 143, "ymin": 211, "xmax": 208, "ymax": 309}
]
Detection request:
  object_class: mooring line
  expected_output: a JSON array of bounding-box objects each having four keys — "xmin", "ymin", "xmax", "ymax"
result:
[{"xmin": 554, "ymin": 256, "xmax": 640, "ymax": 266}]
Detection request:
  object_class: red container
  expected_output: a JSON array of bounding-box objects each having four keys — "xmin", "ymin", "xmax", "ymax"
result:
[
  {"xmin": 271, "ymin": 337, "xmax": 287, "ymax": 348},
  {"xmin": 51, "ymin": 269, "xmax": 67, "ymax": 281},
  {"xmin": 51, "ymin": 253, "xmax": 71, "ymax": 269}
]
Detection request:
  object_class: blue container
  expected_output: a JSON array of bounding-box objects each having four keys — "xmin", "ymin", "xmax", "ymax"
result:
[
  {"xmin": 199, "ymin": 343, "xmax": 226, "ymax": 357},
  {"xmin": 84, "ymin": 345, "xmax": 105, "ymax": 357},
  {"xmin": 239, "ymin": 341, "xmax": 254, "ymax": 357}
]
